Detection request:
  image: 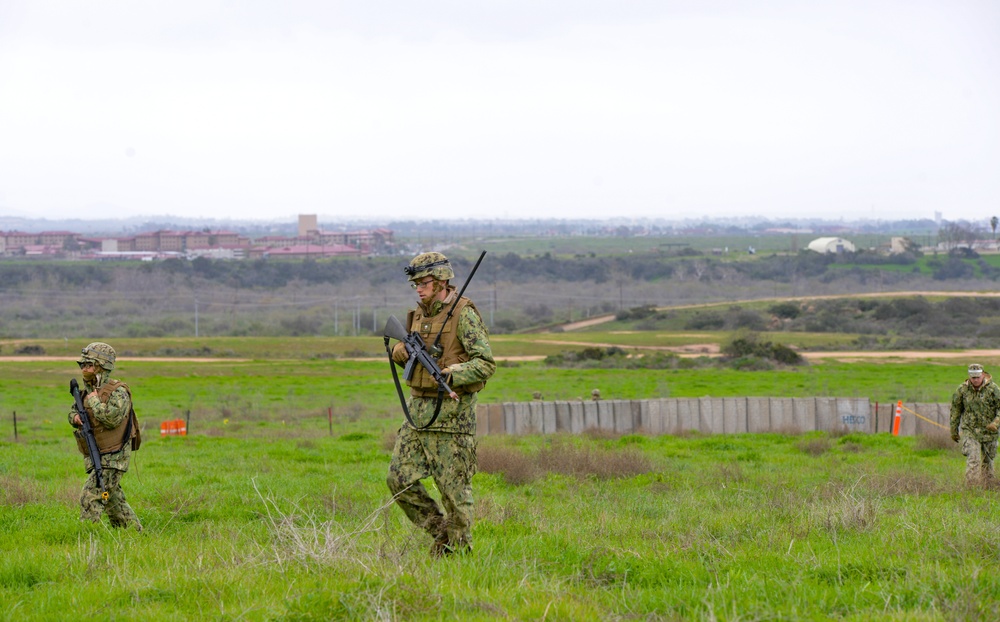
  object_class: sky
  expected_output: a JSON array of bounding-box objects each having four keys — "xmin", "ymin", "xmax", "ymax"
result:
[{"xmin": 1, "ymin": 0, "xmax": 998, "ymax": 224}]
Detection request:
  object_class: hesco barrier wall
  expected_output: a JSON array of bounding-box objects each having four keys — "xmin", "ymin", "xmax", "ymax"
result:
[{"xmin": 475, "ymin": 398, "xmax": 952, "ymax": 436}]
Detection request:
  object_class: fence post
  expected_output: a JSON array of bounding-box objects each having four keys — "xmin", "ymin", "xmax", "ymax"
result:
[{"xmin": 12, "ymin": 411, "xmax": 16, "ymax": 441}]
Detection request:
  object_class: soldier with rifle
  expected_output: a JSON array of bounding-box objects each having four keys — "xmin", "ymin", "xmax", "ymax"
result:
[
  {"xmin": 384, "ymin": 252, "xmax": 495, "ymax": 557},
  {"xmin": 69, "ymin": 342, "xmax": 143, "ymax": 531}
]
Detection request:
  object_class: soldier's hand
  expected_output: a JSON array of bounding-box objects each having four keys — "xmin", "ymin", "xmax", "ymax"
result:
[
  {"xmin": 73, "ymin": 414, "xmax": 83, "ymax": 426},
  {"xmin": 391, "ymin": 342, "xmax": 409, "ymax": 364},
  {"xmin": 951, "ymin": 433, "xmax": 960, "ymax": 442},
  {"xmin": 988, "ymin": 422, "xmax": 999, "ymax": 433}
]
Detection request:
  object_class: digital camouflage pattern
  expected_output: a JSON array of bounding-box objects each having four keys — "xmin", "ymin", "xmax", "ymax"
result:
[
  {"xmin": 950, "ymin": 372, "xmax": 1000, "ymax": 442},
  {"xmin": 387, "ymin": 427, "xmax": 477, "ymax": 553},
  {"xmin": 405, "ymin": 251, "xmax": 455, "ymax": 282},
  {"xmin": 387, "ymin": 275, "xmax": 494, "ymax": 555},
  {"xmin": 959, "ymin": 436, "xmax": 997, "ymax": 486},
  {"xmin": 78, "ymin": 341, "xmax": 117, "ymax": 371},
  {"xmin": 68, "ymin": 365, "xmax": 142, "ymax": 531},
  {"xmin": 80, "ymin": 468, "xmax": 141, "ymax": 527},
  {"xmin": 950, "ymin": 371, "xmax": 1000, "ymax": 485}
]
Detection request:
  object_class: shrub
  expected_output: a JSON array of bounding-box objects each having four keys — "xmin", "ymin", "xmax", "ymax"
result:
[
  {"xmin": 721, "ymin": 330, "xmax": 804, "ymax": 368},
  {"xmin": 477, "ymin": 445, "xmax": 541, "ymax": 485},
  {"xmin": 13, "ymin": 344, "xmax": 44, "ymax": 355},
  {"xmin": 933, "ymin": 258, "xmax": 975, "ymax": 280},
  {"xmin": 616, "ymin": 304, "xmax": 658, "ymax": 321},
  {"xmin": 798, "ymin": 437, "xmax": 832, "ymax": 456},
  {"xmin": 769, "ymin": 301, "xmax": 801, "ymax": 319},
  {"xmin": 772, "ymin": 343, "xmax": 804, "ymax": 365},
  {"xmin": 721, "ymin": 331, "xmax": 770, "ymax": 359},
  {"xmin": 727, "ymin": 309, "xmax": 767, "ymax": 331},
  {"xmin": 685, "ymin": 312, "xmax": 725, "ymax": 330}
]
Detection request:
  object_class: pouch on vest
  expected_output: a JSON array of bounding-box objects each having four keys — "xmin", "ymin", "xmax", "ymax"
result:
[{"xmin": 74, "ymin": 430, "xmax": 89, "ymax": 456}]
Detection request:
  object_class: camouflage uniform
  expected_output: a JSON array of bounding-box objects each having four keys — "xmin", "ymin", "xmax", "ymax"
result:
[
  {"xmin": 387, "ymin": 253, "xmax": 495, "ymax": 556},
  {"xmin": 69, "ymin": 343, "xmax": 142, "ymax": 530},
  {"xmin": 950, "ymin": 366, "xmax": 1000, "ymax": 486}
]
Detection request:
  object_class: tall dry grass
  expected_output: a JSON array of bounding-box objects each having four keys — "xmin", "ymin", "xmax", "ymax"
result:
[{"xmin": 478, "ymin": 438, "xmax": 652, "ymax": 485}]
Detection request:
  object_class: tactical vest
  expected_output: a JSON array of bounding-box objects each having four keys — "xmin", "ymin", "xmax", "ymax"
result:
[
  {"xmin": 405, "ymin": 296, "xmax": 486, "ymax": 398},
  {"xmin": 75, "ymin": 379, "xmax": 140, "ymax": 456}
]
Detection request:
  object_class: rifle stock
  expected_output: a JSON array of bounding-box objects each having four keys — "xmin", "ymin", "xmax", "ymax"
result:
[{"xmin": 70, "ymin": 379, "xmax": 108, "ymax": 501}]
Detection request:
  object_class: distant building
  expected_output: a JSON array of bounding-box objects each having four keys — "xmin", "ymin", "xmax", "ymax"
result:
[
  {"xmin": 298, "ymin": 214, "xmax": 318, "ymax": 237},
  {"xmin": 0, "ymin": 230, "xmax": 82, "ymax": 256},
  {"xmin": 251, "ymin": 243, "xmax": 363, "ymax": 259},
  {"xmin": 807, "ymin": 237, "xmax": 856, "ymax": 254},
  {"xmin": 0, "ymin": 219, "xmax": 391, "ymax": 260},
  {"xmin": 890, "ymin": 237, "xmax": 916, "ymax": 254}
]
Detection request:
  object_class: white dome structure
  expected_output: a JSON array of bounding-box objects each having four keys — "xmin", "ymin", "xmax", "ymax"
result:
[{"xmin": 807, "ymin": 237, "xmax": 856, "ymax": 254}]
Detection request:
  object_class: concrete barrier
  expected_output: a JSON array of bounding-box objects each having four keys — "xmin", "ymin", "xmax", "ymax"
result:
[
  {"xmin": 837, "ymin": 398, "xmax": 872, "ymax": 434},
  {"xmin": 526, "ymin": 401, "xmax": 544, "ymax": 434},
  {"xmin": 582, "ymin": 401, "xmax": 599, "ymax": 430},
  {"xmin": 487, "ymin": 402, "xmax": 504, "ymax": 435},
  {"xmin": 722, "ymin": 398, "xmax": 746, "ymax": 434},
  {"xmin": 677, "ymin": 398, "xmax": 699, "ymax": 433},
  {"xmin": 769, "ymin": 398, "xmax": 795, "ymax": 433},
  {"xmin": 475, "ymin": 397, "xmax": 952, "ymax": 436},
  {"xmin": 597, "ymin": 400, "xmax": 615, "ymax": 431},
  {"xmin": 700, "ymin": 397, "xmax": 723, "ymax": 434},
  {"xmin": 912, "ymin": 402, "xmax": 949, "ymax": 436},
  {"xmin": 747, "ymin": 398, "xmax": 770, "ymax": 433},
  {"xmin": 792, "ymin": 398, "xmax": 815, "ymax": 432}
]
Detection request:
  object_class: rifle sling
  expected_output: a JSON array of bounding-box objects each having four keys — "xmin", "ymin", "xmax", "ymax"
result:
[{"xmin": 384, "ymin": 337, "xmax": 444, "ymax": 430}]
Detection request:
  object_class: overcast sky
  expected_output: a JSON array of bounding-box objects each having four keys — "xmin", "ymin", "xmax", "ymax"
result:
[{"xmin": 1, "ymin": 1, "xmax": 997, "ymax": 224}]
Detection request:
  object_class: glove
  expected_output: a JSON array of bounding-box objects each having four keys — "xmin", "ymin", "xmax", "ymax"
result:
[
  {"xmin": 987, "ymin": 422, "xmax": 999, "ymax": 433},
  {"xmin": 951, "ymin": 433, "xmax": 960, "ymax": 442},
  {"xmin": 391, "ymin": 342, "xmax": 409, "ymax": 365}
]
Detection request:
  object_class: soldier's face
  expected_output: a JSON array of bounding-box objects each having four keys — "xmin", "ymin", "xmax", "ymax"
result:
[
  {"xmin": 970, "ymin": 374, "xmax": 984, "ymax": 387},
  {"xmin": 79, "ymin": 361, "xmax": 98, "ymax": 383},
  {"xmin": 413, "ymin": 277, "xmax": 441, "ymax": 304}
]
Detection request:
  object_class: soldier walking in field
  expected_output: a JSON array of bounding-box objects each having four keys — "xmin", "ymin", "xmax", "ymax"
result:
[
  {"xmin": 950, "ymin": 363, "xmax": 1000, "ymax": 486},
  {"xmin": 69, "ymin": 342, "xmax": 143, "ymax": 531},
  {"xmin": 385, "ymin": 252, "xmax": 495, "ymax": 557}
]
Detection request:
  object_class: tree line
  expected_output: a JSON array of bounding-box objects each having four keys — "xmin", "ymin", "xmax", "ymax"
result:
[{"xmin": 0, "ymin": 248, "xmax": 996, "ymax": 339}]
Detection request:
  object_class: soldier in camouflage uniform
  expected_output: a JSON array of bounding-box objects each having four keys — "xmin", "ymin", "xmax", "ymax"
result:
[
  {"xmin": 69, "ymin": 342, "xmax": 143, "ymax": 531},
  {"xmin": 387, "ymin": 252, "xmax": 495, "ymax": 556},
  {"xmin": 950, "ymin": 363, "xmax": 1000, "ymax": 486}
]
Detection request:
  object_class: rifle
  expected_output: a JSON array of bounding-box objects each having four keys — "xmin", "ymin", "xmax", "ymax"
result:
[
  {"xmin": 382, "ymin": 251, "xmax": 487, "ymax": 429},
  {"xmin": 384, "ymin": 315, "xmax": 458, "ymax": 400},
  {"xmin": 70, "ymin": 378, "xmax": 108, "ymax": 501},
  {"xmin": 384, "ymin": 315, "xmax": 456, "ymax": 430}
]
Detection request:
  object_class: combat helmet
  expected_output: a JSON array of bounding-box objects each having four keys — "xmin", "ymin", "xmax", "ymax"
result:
[
  {"xmin": 404, "ymin": 252, "xmax": 454, "ymax": 282},
  {"xmin": 78, "ymin": 342, "xmax": 116, "ymax": 371}
]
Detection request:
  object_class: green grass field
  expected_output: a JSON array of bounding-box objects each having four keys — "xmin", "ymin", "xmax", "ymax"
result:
[{"xmin": 2, "ymin": 337, "xmax": 998, "ymax": 620}]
